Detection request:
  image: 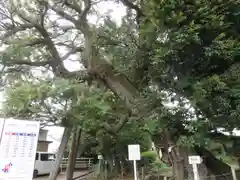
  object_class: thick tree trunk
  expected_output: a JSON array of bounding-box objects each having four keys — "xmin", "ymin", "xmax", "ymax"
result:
[
  {"xmin": 195, "ymin": 146, "xmax": 233, "ymax": 180},
  {"xmin": 49, "ymin": 128, "xmax": 71, "ymax": 180},
  {"xmin": 152, "ymin": 134, "xmax": 171, "ymax": 165},
  {"xmin": 76, "ymin": 141, "xmax": 89, "ymax": 158},
  {"xmin": 151, "ymin": 141, "xmax": 162, "ymax": 161},
  {"xmin": 66, "ymin": 128, "xmax": 81, "ymax": 180},
  {"xmin": 90, "ymin": 65, "xmax": 185, "ymax": 180},
  {"xmin": 80, "ymin": 19, "xmax": 185, "ymax": 180},
  {"xmin": 77, "ymin": 137, "xmax": 98, "ymax": 158},
  {"xmin": 114, "ymin": 154, "xmax": 121, "ymax": 175},
  {"xmin": 163, "ymin": 129, "xmax": 185, "ymax": 180}
]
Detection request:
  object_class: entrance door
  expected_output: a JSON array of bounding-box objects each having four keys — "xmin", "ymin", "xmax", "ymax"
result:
[{"xmin": 40, "ymin": 153, "xmax": 52, "ymax": 174}]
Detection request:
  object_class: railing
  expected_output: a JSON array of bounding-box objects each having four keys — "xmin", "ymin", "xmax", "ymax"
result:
[{"xmin": 60, "ymin": 157, "xmax": 94, "ymax": 170}]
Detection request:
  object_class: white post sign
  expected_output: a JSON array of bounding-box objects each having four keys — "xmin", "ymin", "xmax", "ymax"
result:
[
  {"xmin": 128, "ymin": 144, "xmax": 140, "ymax": 180},
  {"xmin": 98, "ymin": 154, "xmax": 103, "ymax": 160},
  {"xmin": 189, "ymin": 156, "xmax": 202, "ymax": 180},
  {"xmin": 0, "ymin": 119, "xmax": 40, "ymax": 180}
]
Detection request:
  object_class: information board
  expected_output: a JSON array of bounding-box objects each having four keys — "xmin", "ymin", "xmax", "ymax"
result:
[
  {"xmin": 128, "ymin": 144, "xmax": 141, "ymax": 161},
  {"xmin": 188, "ymin": 155, "xmax": 202, "ymax": 164},
  {"xmin": 0, "ymin": 119, "xmax": 40, "ymax": 180}
]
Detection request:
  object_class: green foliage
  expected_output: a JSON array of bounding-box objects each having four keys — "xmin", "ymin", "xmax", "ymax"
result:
[
  {"xmin": 3, "ymin": 78, "xmax": 126, "ymax": 126},
  {"xmin": 1, "ymin": 0, "xmax": 240, "ymax": 176},
  {"xmin": 96, "ymin": 15, "xmax": 139, "ymax": 80},
  {"xmin": 151, "ymin": 161, "xmax": 169, "ymax": 170},
  {"xmin": 141, "ymin": 151, "xmax": 157, "ymax": 159},
  {"xmin": 145, "ymin": 0, "xmax": 240, "ymax": 130},
  {"xmin": 1, "ymin": 45, "xmax": 34, "ymax": 65},
  {"xmin": 149, "ymin": 161, "xmax": 172, "ymax": 177},
  {"xmin": 178, "ymin": 134, "xmax": 211, "ymax": 148},
  {"xmin": 3, "ymin": 76, "xmax": 154, "ymax": 167},
  {"xmin": 141, "ymin": 151, "xmax": 157, "ymax": 166}
]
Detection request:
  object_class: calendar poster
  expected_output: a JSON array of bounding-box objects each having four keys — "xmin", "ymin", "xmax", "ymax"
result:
[{"xmin": 0, "ymin": 119, "xmax": 40, "ymax": 180}]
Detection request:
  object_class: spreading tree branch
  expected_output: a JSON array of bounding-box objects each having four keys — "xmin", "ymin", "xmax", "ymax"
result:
[
  {"xmin": 63, "ymin": 0, "xmax": 91, "ymax": 22},
  {"xmin": 39, "ymin": 1, "xmax": 49, "ymax": 27},
  {"xmin": 120, "ymin": 0, "xmax": 144, "ymax": 23},
  {"xmin": 0, "ymin": 1, "xmax": 93, "ymax": 83},
  {"xmin": 50, "ymin": 5, "xmax": 78, "ymax": 25},
  {"xmin": 63, "ymin": 0, "xmax": 83, "ymax": 14},
  {"xmin": 0, "ymin": 24, "xmax": 34, "ymax": 40},
  {"xmin": 4, "ymin": 59, "xmax": 51, "ymax": 66},
  {"xmin": 102, "ymin": 115, "xmax": 129, "ymax": 134},
  {"xmin": 61, "ymin": 46, "xmax": 84, "ymax": 60},
  {"xmin": 80, "ymin": 0, "xmax": 91, "ymax": 21}
]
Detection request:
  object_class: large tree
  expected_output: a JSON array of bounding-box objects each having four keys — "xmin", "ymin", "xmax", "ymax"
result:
[
  {"xmin": 1, "ymin": 0, "xmax": 240, "ymax": 180},
  {"xmin": 145, "ymin": 0, "xmax": 240, "ymax": 130}
]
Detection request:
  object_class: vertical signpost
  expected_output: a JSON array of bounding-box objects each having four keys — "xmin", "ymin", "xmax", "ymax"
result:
[
  {"xmin": 0, "ymin": 119, "xmax": 40, "ymax": 180},
  {"xmin": 128, "ymin": 144, "xmax": 140, "ymax": 180},
  {"xmin": 188, "ymin": 155, "xmax": 202, "ymax": 180},
  {"xmin": 97, "ymin": 154, "xmax": 103, "ymax": 175},
  {"xmin": 231, "ymin": 167, "xmax": 237, "ymax": 180}
]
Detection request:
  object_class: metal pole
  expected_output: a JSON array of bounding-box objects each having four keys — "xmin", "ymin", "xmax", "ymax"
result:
[
  {"xmin": 231, "ymin": 167, "xmax": 237, "ymax": 180},
  {"xmin": 133, "ymin": 160, "xmax": 137, "ymax": 180},
  {"xmin": 192, "ymin": 164, "xmax": 200, "ymax": 180}
]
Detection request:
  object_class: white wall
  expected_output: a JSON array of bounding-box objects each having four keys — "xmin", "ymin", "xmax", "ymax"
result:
[{"xmin": 46, "ymin": 126, "xmax": 64, "ymax": 153}]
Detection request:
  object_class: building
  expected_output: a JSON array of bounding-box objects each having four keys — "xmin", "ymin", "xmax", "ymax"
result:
[{"xmin": 37, "ymin": 129, "xmax": 53, "ymax": 152}]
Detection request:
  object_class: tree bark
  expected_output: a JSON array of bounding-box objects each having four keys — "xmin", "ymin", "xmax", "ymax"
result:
[
  {"xmin": 49, "ymin": 127, "xmax": 71, "ymax": 180},
  {"xmin": 195, "ymin": 146, "xmax": 233, "ymax": 180},
  {"xmin": 180, "ymin": 148, "xmax": 210, "ymax": 180},
  {"xmin": 85, "ymin": 51, "xmax": 185, "ymax": 180},
  {"xmin": 76, "ymin": 137, "xmax": 98, "ymax": 158},
  {"xmin": 66, "ymin": 127, "xmax": 81, "ymax": 180},
  {"xmin": 76, "ymin": 140, "xmax": 90, "ymax": 158},
  {"xmin": 52, "ymin": 9, "xmax": 185, "ymax": 180},
  {"xmin": 163, "ymin": 129, "xmax": 185, "ymax": 180}
]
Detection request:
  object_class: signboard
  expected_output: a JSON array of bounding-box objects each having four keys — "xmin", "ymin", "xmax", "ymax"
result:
[
  {"xmin": 128, "ymin": 144, "xmax": 140, "ymax": 161},
  {"xmin": 98, "ymin": 154, "xmax": 103, "ymax": 160},
  {"xmin": 128, "ymin": 144, "xmax": 141, "ymax": 180},
  {"xmin": 0, "ymin": 119, "xmax": 40, "ymax": 180},
  {"xmin": 189, "ymin": 155, "xmax": 202, "ymax": 164}
]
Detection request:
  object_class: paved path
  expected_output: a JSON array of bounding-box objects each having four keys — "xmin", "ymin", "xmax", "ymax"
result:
[{"xmin": 34, "ymin": 171, "xmax": 90, "ymax": 180}]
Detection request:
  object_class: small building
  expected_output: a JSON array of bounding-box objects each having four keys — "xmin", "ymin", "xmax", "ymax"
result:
[{"xmin": 37, "ymin": 129, "xmax": 53, "ymax": 152}]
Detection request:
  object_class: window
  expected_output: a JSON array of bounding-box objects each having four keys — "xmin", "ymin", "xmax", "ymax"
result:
[
  {"xmin": 40, "ymin": 153, "xmax": 49, "ymax": 161},
  {"xmin": 48, "ymin": 154, "xmax": 55, "ymax": 160},
  {"xmin": 40, "ymin": 153, "xmax": 56, "ymax": 161},
  {"xmin": 35, "ymin": 153, "xmax": 39, "ymax": 160}
]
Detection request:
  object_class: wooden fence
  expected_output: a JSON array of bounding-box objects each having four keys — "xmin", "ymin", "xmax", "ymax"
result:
[{"xmin": 60, "ymin": 157, "xmax": 94, "ymax": 170}]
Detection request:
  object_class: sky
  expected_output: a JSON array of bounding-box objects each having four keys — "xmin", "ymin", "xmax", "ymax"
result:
[
  {"xmin": 47, "ymin": 1, "xmax": 127, "ymax": 152},
  {"xmin": 0, "ymin": 0, "xmax": 127, "ymax": 152}
]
